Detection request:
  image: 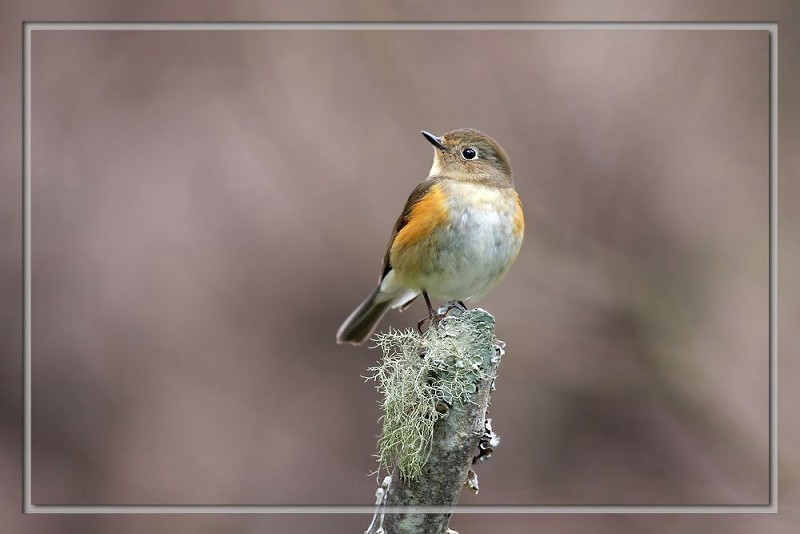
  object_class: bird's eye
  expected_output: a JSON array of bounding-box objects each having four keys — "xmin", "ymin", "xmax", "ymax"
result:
[{"xmin": 462, "ymin": 147, "xmax": 478, "ymax": 160}]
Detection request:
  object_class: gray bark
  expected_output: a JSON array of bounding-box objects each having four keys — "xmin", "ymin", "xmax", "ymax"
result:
[{"xmin": 366, "ymin": 308, "xmax": 503, "ymax": 534}]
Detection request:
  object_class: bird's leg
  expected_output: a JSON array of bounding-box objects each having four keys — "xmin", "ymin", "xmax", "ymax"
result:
[
  {"xmin": 417, "ymin": 290, "xmax": 438, "ymax": 334},
  {"xmin": 423, "ymin": 290, "xmax": 436, "ymax": 318}
]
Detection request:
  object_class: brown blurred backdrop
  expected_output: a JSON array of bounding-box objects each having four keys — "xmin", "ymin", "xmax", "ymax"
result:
[{"xmin": 3, "ymin": 2, "xmax": 800, "ymax": 534}]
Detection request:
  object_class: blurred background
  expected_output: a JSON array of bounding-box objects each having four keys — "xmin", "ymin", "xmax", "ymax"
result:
[{"xmin": 2, "ymin": 1, "xmax": 800, "ymax": 534}]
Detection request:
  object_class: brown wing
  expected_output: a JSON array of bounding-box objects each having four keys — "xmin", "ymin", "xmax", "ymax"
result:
[{"xmin": 380, "ymin": 176, "xmax": 443, "ymax": 281}]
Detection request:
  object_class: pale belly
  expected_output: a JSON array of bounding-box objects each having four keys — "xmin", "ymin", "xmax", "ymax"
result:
[{"xmin": 391, "ymin": 183, "xmax": 523, "ymax": 302}]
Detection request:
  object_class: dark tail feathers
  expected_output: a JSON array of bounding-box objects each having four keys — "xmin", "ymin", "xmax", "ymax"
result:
[{"xmin": 336, "ymin": 288, "xmax": 392, "ymax": 346}]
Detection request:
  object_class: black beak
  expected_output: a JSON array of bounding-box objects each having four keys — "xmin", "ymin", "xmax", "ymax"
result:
[{"xmin": 421, "ymin": 131, "xmax": 446, "ymax": 150}]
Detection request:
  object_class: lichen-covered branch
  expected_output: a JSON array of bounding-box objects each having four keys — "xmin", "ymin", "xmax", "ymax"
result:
[{"xmin": 364, "ymin": 308, "xmax": 504, "ymax": 534}]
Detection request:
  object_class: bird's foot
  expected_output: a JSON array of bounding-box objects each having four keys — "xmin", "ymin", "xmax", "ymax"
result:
[
  {"xmin": 417, "ymin": 316, "xmax": 429, "ymax": 334},
  {"xmin": 440, "ymin": 300, "xmax": 468, "ymax": 315},
  {"xmin": 417, "ymin": 300, "xmax": 468, "ymax": 334},
  {"xmin": 417, "ymin": 313, "xmax": 442, "ymax": 334}
]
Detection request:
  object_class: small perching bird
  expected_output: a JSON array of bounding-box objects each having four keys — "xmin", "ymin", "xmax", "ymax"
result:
[{"xmin": 337, "ymin": 129, "xmax": 524, "ymax": 345}]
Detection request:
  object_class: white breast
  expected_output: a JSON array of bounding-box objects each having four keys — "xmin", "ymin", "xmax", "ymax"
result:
[{"xmin": 423, "ymin": 182, "xmax": 522, "ymax": 301}]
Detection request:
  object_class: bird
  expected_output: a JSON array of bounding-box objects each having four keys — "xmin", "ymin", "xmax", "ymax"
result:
[{"xmin": 336, "ymin": 128, "xmax": 524, "ymax": 345}]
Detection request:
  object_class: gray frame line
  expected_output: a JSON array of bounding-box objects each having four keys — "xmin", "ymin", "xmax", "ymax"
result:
[
  {"xmin": 23, "ymin": 21, "xmax": 778, "ymax": 514},
  {"xmin": 24, "ymin": 21, "xmax": 777, "ymax": 31}
]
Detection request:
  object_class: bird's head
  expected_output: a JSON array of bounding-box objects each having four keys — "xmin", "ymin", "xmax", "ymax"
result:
[{"xmin": 422, "ymin": 129, "xmax": 513, "ymax": 187}]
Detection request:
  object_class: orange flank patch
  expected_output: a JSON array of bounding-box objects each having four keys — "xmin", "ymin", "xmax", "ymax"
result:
[
  {"xmin": 513, "ymin": 191, "xmax": 525, "ymax": 238},
  {"xmin": 391, "ymin": 184, "xmax": 450, "ymax": 276}
]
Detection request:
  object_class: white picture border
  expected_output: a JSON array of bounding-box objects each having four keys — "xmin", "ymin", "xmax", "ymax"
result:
[{"xmin": 22, "ymin": 21, "xmax": 778, "ymax": 514}]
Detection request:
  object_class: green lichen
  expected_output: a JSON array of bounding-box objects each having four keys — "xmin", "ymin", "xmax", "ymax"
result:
[{"xmin": 365, "ymin": 309, "xmax": 498, "ymax": 481}]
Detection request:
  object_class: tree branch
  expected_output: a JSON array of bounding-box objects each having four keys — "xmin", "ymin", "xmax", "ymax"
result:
[{"xmin": 365, "ymin": 308, "xmax": 504, "ymax": 534}]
